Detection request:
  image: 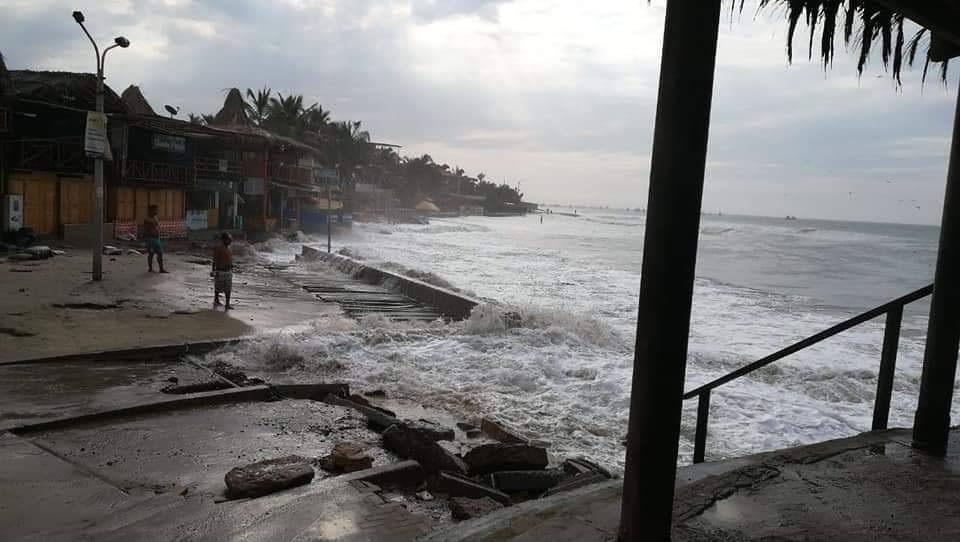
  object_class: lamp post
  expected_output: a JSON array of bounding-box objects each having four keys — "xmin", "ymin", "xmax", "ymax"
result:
[{"xmin": 72, "ymin": 11, "xmax": 129, "ymax": 281}]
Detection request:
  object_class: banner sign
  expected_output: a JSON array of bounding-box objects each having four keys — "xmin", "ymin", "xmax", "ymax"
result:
[
  {"xmin": 84, "ymin": 112, "xmax": 108, "ymax": 158},
  {"xmin": 152, "ymin": 133, "xmax": 186, "ymax": 153}
]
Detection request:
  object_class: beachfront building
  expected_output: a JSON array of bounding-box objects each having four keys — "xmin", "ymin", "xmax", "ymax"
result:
[{"xmin": 0, "ymin": 69, "xmax": 125, "ymax": 243}]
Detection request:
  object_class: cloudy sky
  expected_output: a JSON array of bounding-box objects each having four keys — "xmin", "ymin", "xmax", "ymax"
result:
[{"xmin": 2, "ymin": 0, "xmax": 958, "ymax": 224}]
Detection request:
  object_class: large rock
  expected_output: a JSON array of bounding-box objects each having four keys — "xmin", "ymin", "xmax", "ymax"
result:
[
  {"xmin": 406, "ymin": 419, "xmax": 455, "ymax": 442},
  {"xmin": 382, "ymin": 424, "xmax": 468, "ymax": 475},
  {"xmin": 449, "ymin": 497, "xmax": 505, "ymax": 520},
  {"xmin": 330, "ymin": 442, "xmax": 373, "ymax": 473},
  {"xmin": 463, "ymin": 443, "xmax": 548, "ymax": 475},
  {"xmin": 224, "ymin": 455, "xmax": 314, "ymax": 499}
]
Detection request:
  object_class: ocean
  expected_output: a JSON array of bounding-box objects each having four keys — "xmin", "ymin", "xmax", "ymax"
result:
[{"xmin": 235, "ymin": 211, "xmax": 960, "ymax": 470}]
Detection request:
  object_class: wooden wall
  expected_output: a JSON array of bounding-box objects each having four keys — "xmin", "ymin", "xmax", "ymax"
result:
[
  {"xmin": 110, "ymin": 187, "xmax": 184, "ymax": 222},
  {"xmin": 7, "ymin": 172, "xmax": 93, "ymax": 235}
]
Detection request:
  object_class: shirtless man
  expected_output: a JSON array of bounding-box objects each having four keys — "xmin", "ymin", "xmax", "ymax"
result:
[
  {"xmin": 212, "ymin": 232, "xmax": 234, "ymax": 309},
  {"xmin": 143, "ymin": 205, "xmax": 168, "ymax": 273}
]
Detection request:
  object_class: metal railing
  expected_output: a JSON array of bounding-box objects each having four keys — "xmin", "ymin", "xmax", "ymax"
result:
[{"xmin": 685, "ymin": 283, "xmax": 934, "ymax": 463}]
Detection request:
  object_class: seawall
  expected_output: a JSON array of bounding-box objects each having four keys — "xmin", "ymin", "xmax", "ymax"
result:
[{"xmin": 300, "ymin": 245, "xmax": 480, "ymax": 320}]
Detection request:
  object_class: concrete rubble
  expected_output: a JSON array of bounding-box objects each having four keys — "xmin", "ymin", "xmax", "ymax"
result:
[{"xmin": 224, "ymin": 455, "xmax": 315, "ymax": 499}]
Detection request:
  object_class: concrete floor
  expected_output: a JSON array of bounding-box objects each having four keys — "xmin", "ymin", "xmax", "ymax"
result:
[{"xmin": 428, "ymin": 428, "xmax": 960, "ymax": 541}]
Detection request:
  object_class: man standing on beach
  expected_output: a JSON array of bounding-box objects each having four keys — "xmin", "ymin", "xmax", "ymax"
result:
[
  {"xmin": 143, "ymin": 205, "xmax": 168, "ymax": 273},
  {"xmin": 212, "ymin": 232, "xmax": 233, "ymax": 310}
]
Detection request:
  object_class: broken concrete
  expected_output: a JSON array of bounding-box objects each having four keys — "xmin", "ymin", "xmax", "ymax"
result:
[
  {"xmin": 405, "ymin": 419, "xmax": 455, "ymax": 442},
  {"xmin": 382, "ymin": 423, "xmax": 469, "ymax": 475},
  {"xmin": 480, "ymin": 417, "xmax": 528, "ymax": 444},
  {"xmin": 224, "ymin": 455, "xmax": 315, "ymax": 499},
  {"xmin": 324, "ymin": 393, "xmax": 400, "ymax": 431},
  {"xmin": 433, "ymin": 471, "xmax": 512, "ymax": 505},
  {"xmin": 489, "ymin": 469, "xmax": 567, "ymax": 493},
  {"xmin": 464, "ymin": 443, "xmax": 548, "ymax": 475},
  {"xmin": 449, "ymin": 497, "xmax": 506, "ymax": 521},
  {"xmin": 329, "ymin": 442, "xmax": 374, "ymax": 473}
]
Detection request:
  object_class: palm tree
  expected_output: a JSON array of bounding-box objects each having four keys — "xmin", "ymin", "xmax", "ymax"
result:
[
  {"xmin": 327, "ymin": 120, "xmax": 371, "ymax": 180},
  {"xmin": 201, "ymin": 113, "xmax": 215, "ymax": 125},
  {"xmin": 265, "ymin": 93, "xmax": 306, "ymax": 136},
  {"xmin": 188, "ymin": 113, "xmax": 203, "ymax": 125},
  {"xmin": 244, "ymin": 87, "xmax": 272, "ymax": 126},
  {"xmin": 300, "ymin": 104, "xmax": 331, "ymax": 133}
]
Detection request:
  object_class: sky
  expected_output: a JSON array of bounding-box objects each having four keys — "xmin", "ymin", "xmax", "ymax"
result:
[{"xmin": 1, "ymin": 0, "xmax": 958, "ymax": 225}]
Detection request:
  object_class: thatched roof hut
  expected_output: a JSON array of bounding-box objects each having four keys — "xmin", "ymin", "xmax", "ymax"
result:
[
  {"xmin": 121, "ymin": 85, "xmax": 156, "ymax": 116},
  {"xmin": 212, "ymin": 88, "xmax": 251, "ymax": 129},
  {"xmin": 210, "ymin": 87, "xmax": 322, "ymax": 155},
  {"xmin": 8, "ymin": 70, "xmax": 126, "ymax": 113}
]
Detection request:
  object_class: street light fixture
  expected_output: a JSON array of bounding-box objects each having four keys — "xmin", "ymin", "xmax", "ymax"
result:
[{"xmin": 72, "ymin": 10, "xmax": 130, "ymax": 281}]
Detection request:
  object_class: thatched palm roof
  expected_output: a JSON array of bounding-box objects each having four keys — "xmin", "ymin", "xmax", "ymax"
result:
[
  {"xmin": 752, "ymin": 0, "xmax": 957, "ymax": 83},
  {"xmin": 212, "ymin": 88, "xmax": 251, "ymax": 128},
  {"xmin": 121, "ymin": 85, "xmax": 156, "ymax": 116},
  {"xmin": 210, "ymin": 87, "xmax": 322, "ymax": 155},
  {"xmin": 8, "ymin": 70, "xmax": 126, "ymax": 113}
]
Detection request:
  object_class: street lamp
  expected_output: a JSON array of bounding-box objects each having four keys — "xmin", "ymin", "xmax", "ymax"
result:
[{"xmin": 72, "ymin": 10, "xmax": 130, "ymax": 281}]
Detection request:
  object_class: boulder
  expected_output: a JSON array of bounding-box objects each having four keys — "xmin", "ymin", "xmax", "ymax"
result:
[
  {"xmin": 449, "ymin": 497, "xmax": 505, "ymax": 520},
  {"xmin": 456, "ymin": 422, "xmax": 483, "ymax": 439},
  {"xmin": 562, "ymin": 458, "xmax": 612, "ymax": 479},
  {"xmin": 330, "ymin": 442, "xmax": 373, "ymax": 473},
  {"xmin": 382, "ymin": 424, "xmax": 468, "ymax": 475},
  {"xmin": 224, "ymin": 455, "xmax": 314, "ymax": 499},
  {"xmin": 463, "ymin": 443, "xmax": 548, "ymax": 475}
]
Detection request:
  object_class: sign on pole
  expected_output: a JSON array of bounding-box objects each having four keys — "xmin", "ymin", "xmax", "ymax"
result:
[{"xmin": 84, "ymin": 111, "xmax": 108, "ymax": 158}]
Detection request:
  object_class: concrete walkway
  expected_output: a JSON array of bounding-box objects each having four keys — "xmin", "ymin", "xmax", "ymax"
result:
[{"xmin": 428, "ymin": 428, "xmax": 960, "ymax": 541}]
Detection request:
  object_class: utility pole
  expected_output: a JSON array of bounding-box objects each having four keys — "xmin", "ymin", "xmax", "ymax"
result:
[
  {"xmin": 327, "ymin": 180, "xmax": 332, "ymax": 253},
  {"xmin": 72, "ymin": 11, "xmax": 129, "ymax": 281}
]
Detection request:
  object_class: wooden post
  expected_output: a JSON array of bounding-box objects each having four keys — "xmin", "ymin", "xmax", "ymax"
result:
[
  {"xmin": 913, "ymin": 85, "xmax": 960, "ymax": 455},
  {"xmin": 872, "ymin": 305, "xmax": 902, "ymax": 431},
  {"xmin": 619, "ymin": 0, "xmax": 722, "ymax": 539}
]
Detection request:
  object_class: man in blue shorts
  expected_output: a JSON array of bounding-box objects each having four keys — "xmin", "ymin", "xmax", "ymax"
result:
[{"xmin": 143, "ymin": 205, "xmax": 168, "ymax": 273}]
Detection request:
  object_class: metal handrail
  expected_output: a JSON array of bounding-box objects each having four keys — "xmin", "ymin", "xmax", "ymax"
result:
[{"xmin": 685, "ymin": 283, "xmax": 933, "ymax": 463}]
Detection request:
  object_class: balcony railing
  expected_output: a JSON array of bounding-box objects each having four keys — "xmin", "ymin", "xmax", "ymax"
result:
[
  {"xmin": 17, "ymin": 141, "xmax": 87, "ymax": 172},
  {"xmin": 124, "ymin": 159, "xmax": 192, "ymax": 185},
  {"xmin": 194, "ymin": 157, "xmax": 242, "ymax": 180},
  {"xmin": 270, "ymin": 162, "xmax": 313, "ymax": 185}
]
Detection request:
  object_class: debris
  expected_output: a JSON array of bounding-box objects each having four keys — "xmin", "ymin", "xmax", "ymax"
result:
[
  {"xmin": 0, "ymin": 327, "xmax": 36, "ymax": 338},
  {"xmin": 457, "ymin": 422, "xmax": 483, "ymax": 439},
  {"xmin": 364, "ymin": 389, "xmax": 387, "ymax": 398},
  {"xmin": 24, "ymin": 245, "xmax": 53, "ymax": 259},
  {"xmin": 117, "ymin": 233, "xmax": 136, "ymax": 242},
  {"xmin": 224, "ymin": 455, "xmax": 314, "ymax": 499},
  {"xmin": 480, "ymin": 417, "xmax": 528, "ymax": 444},
  {"xmin": 488, "ymin": 469, "xmax": 567, "ymax": 493},
  {"xmin": 161, "ymin": 381, "xmax": 232, "ymax": 394},
  {"xmin": 102, "ymin": 245, "xmax": 123, "ymax": 256},
  {"xmin": 8, "ymin": 253, "xmax": 34, "ymax": 261},
  {"xmin": 434, "ymin": 472, "xmax": 512, "ymax": 505},
  {"xmin": 126, "ymin": 249, "xmax": 142, "ymax": 255},
  {"xmin": 562, "ymin": 458, "xmax": 613, "ymax": 479},
  {"xmin": 415, "ymin": 491, "xmax": 435, "ymax": 502},
  {"xmin": 52, "ymin": 249, "xmax": 66, "ymax": 256},
  {"xmin": 542, "ymin": 472, "xmax": 609, "ymax": 497},
  {"xmin": 329, "ymin": 442, "xmax": 373, "ymax": 473},
  {"xmin": 382, "ymin": 424, "xmax": 468, "ymax": 475},
  {"xmin": 323, "ymin": 394, "xmax": 399, "ymax": 431},
  {"xmin": 463, "ymin": 443, "xmax": 548, "ymax": 475},
  {"xmin": 448, "ymin": 496, "xmax": 505, "ymax": 520},
  {"xmin": 166, "ymin": 376, "xmax": 179, "ymax": 384},
  {"xmin": 406, "ymin": 419, "xmax": 455, "ymax": 442}
]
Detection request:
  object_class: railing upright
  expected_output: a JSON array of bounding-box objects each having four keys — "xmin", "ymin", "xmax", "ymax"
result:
[
  {"xmin": 693, "ymin": 390, "xmax": 711, "ymax": 464},
  {"xmin": 872, "ymin": 305, "xmax": 904, "ymax": 431}
]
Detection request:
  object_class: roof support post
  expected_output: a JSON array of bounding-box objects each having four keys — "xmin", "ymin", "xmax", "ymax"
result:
[
  {"xmin": 913, "ymin": 84, "xmax": 960, "ymax": 455},
  {"xmin": 619, "ymin": 1, "xmax": 722, "ymax": 540}
]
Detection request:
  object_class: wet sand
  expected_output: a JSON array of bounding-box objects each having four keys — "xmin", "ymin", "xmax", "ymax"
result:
[{"xmin": 0, "ymin": 242, "xmax": 337, "ymax": 362}]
